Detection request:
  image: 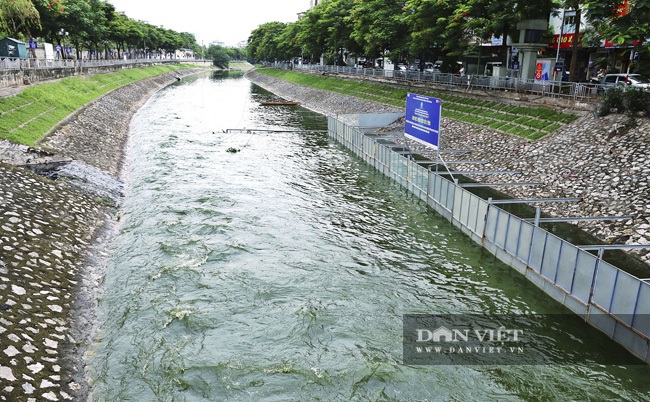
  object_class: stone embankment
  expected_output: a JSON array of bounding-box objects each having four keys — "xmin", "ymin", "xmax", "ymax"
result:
[
  {"xmin": 246, "ymin": 71, "xmax": 650, "ymax": 265},
  {"xmin": 0, "ymin": 68, "xmax": 204, "ymax": 401}
]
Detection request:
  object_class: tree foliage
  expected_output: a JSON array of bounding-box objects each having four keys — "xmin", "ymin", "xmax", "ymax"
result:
[
  {"xmin": 349, "ymin": 0, "xmax": 407, "ymax": 62},
  {"xmin": 248, "ymin": 22, "xmax": 287, "ymax": 62},
  {"xmin": 247, "ymin": 0, "xmax": 561, "ymax": 65},
  {"xmin": 245, "ymin": 0, "xmax": 648, "ymax": 76},
  {"xmin": 583, "ymin": 0, "xmax": 650, "ymax": 47},
  {"xmin": 0, "ymin": 0, "xmax": 41, "ymax": 37},
  {"xmin": 2, "ymin": 0, "xmax": 648, "ymax": 72},
  {"xmin": 0, "ymin": 0, "xmax": 239, "ymax": 61},
  {"xmin": 207, "ymin": 44, "xmax": 230, "ymax": 68}
]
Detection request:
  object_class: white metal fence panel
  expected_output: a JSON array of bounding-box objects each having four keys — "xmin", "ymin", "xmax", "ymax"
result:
[
  {"xmin": 362, "ymin": 136, "xmax": 375, "ymax": 165},
  {"xmin": 452, "ymin": 185, "xmax": 465, "ymax": 223},
  {"xmin": 375, "ymin": 145, "xmax": 389, "ymax": 176},
  {"xmin": 391, "ymin": 155, "xmax": 407, "ymax": 186},
  {"xmin": 505, "ymin": 215, "xmax": 523, "ymax": 256},
  {"xmin": 527, "ymin": 226, "xmax": 548, "ymax": 273},
  {"xmin": 555, "ymin": 245, "xmax": 579, "ymax": 293},
  {"xmin": 591, "ymin": 262, "xmax": 619, "ymax": 310},
  {"xmin": 572, "ymin": 251, "xmax": 598, "ymax": 303},
  {"xmin": 490, "ymin": 207, "xmax": 511, "ymax": 250},
  {"xmin": 473, "ymin": 197, "xmax": 489, "ymax": 237},
  {"xmin": 408, "ymin": 160, "xmax": 428, "ymax": 202},
  {"xmin": 609, "ymin": 270, "xmax": 642, "ymax": 326},
  {"xmin": 515, "ymin": 220, "xmax": 535, "ymax": 263},
  {"xmin": 326, "ymin": 114, "xmax": 650, "ymax": 362},
  {"xmin": 426, "ymin": 173, "xmax": 452, "ymax": 219},
  {"xmin": 540, "ymin": 235, "xmax": 564, "ymax": 282},
  {"xmin": 633, "ymin": 282, "xmax": 650, "ymax": 335}
]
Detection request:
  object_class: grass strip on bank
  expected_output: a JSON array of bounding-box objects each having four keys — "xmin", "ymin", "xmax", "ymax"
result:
[
  {"xmin": 257, "ymin": 68, "xmax": 579, "ymax": 141},
  {"xmin": 0, "ymin": 64, "xmax": 192, "ymax": 146}
]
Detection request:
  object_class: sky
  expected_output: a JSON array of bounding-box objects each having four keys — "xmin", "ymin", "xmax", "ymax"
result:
[{"xmin": 106, "ymin": 0, "xmax": 311, "ymax": 47}]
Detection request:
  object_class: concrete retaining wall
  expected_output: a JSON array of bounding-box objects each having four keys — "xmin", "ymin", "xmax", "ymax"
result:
[{"xmin": 0, "ymin": 61, "xmax": 181, "ymax": 88}]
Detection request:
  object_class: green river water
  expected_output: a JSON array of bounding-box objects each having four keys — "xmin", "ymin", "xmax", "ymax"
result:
[{"xmin": 87, "ymin": 72, "xmax": 650, "ymax": 401}]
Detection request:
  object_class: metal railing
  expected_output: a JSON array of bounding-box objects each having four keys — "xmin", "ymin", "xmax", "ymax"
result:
[
  {"xmin": 0, "ymin": 57, "xmax": 199, "ymax": 71},
  {"xmin": 291, "ymin": 63, "xmax": 601, "ymax": 101},
  {"xmin": 328, "ymin": 114, "xmax": 650, "ymax": 363}
]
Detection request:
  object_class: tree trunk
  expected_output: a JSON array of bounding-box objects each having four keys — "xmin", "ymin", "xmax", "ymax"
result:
[
  {"xmin": 569, "ymin": 8, "xmax": 581, "ymax": 82},
  {"xmin": 501, "ymin": 26, "xmax": 509, "ymax": 67}
]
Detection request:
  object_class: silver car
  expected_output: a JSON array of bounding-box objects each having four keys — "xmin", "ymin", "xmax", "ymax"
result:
[{"xmin": 600, "ymin": 73, "xmax": 650, "ymax": 91}]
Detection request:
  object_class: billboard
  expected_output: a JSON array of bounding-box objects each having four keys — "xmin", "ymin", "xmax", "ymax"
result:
[
  {"xmin": 550, "ymin": 33, "xmax": 579, "ymax": 49},
  {"xmin": 534, "ymin": 60, "xmax": 551, "ymax": 81},
  {"xmin": 404, "ymin": 93, "xmax": 442, "ymax": 149}
]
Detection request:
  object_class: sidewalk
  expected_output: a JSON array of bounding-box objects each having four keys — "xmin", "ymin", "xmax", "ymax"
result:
[{"xmin": 0, "ymin": 85, "xmax": 25, "ymax": 98}]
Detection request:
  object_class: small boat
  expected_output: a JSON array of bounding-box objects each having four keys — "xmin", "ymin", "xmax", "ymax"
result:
[{"xmin": 259, "ymin": 100, "xmax": 300, "ymax": 106}]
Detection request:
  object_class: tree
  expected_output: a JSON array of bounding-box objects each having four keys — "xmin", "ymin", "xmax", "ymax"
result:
[
  {"xmin": 209, "ymin": 45, "xmax": 229, "ymax": 68},
  {"xmin": 403, "ymin": 0, "xmax": 459, "ymax": 68},
  {"xmin": 461, "ymin": 0, "xmax": 558, "ymax": 67},
  {"xmin": 318, "ymin": 0, "xmax": 355, "ymax": 65},
  {"xmin": 584, "ymin": 0, "xmax": 650, "ymax": 47},
  {"xmin": 123, "ymin": 18, "xmax": 145, "ymax": 57},
  {"xmin": 562, "ymin": 1, "xmax": 582, "ymax": 82},
  {"xmin": 107, "ymin": 11, "xmax": 134, "ymax": 58},
  {"xmin": 293, "ymin": 5, "xmax": 328, "ymax": 63},
  {"xmin": 226, "ymin": 46, "xmax": 247, "ymax": 61},
  {"xmin": 349, "ymin": 0, "xmax": 408, "ymax": 66},
  {"xmin": 247, "ymin": 21, "xmax": 286, "ymax": 62},
  {"xmin": 40, "ymin": 0, "xmax": 109, "ymax": 59},
  {"xmin": 278, "ymin": 21, "xmax": 303, "ymax": 61},
  {"xmin": 158, "ymin": 28, "xmax": 182, "ymax": 58},
  {"xmin": 0, "ymin": 0, "xmax": 41, "ymax": 38},
  {"xmin": 178, "ymin": 31, "xmax": 197, "ymax": 51}
]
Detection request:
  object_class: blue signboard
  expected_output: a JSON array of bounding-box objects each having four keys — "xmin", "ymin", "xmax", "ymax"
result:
[
  {"xmin": 29, "ymin": 41, "xmax": 38, "ymax": 49},
  {"xmin": 404, "ymin": 93, "xmax": 442, "ymax": 149}
]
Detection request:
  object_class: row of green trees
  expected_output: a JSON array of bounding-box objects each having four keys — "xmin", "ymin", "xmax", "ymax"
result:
[
  {"xmin": 247, "ymin": 0, "xmax": 650, "ymax": 77},
  {"xmin": 205, "ymin": 44, "xmax": 247, "ymax": 68},
  {"xmin": 0, "ymin": 0, "xmax": 245, "ymax": 64},
  {"xmin": 0, "ymin": 0, "xmax": 198, "ymax": 59}
]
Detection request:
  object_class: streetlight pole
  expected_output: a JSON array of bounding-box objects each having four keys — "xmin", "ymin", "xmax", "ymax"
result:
[
  {"xmin": 555, "ymin": 9, "xmax": 566, "ymax": 73},
  {"xmin": 58, "ymin": 28, "xmax": 69, "ymax": 60}
]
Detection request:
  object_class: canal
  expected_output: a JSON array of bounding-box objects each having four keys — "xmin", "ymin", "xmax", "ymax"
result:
[{"xmin": 87, "ymin": 71, "xmax": 650, "ymax": 401}]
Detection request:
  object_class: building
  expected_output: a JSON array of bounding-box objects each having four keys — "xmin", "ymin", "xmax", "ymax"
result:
[
  {"xmin": 175, "ymin": 48, "xmax": 195, "ymax": 59},
  {"xmin": 0, "ymin": 37, "xmax": 27, "ymax": 59},
  {"xmin": 547, "ymin": 4, "xmax": 642, "ymax": 81}
]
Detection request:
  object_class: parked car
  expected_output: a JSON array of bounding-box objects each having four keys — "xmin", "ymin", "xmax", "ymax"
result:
[
  {"xmin": 407, "ymin": 61, "xmax": 435, "ymax": 72},
  {"xmin": 600, "ymin": 73, "xmax": 650, "ymax": 92},
  {"xmin": 423, "ymin": 62, "xmax": 437, "ymax": 73}
]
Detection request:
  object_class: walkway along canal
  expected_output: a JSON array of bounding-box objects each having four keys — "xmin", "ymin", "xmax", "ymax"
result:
[{"xmin": 84, "ymin": 72, "xmax": 650, "ymax": 400}]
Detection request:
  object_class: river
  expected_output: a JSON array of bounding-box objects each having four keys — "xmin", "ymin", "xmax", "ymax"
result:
[{"xmin": 87, "ymin": 71, "xmax": 650, "ymax": 401}]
